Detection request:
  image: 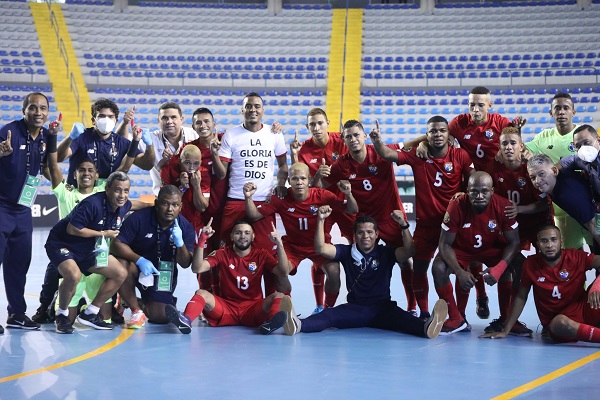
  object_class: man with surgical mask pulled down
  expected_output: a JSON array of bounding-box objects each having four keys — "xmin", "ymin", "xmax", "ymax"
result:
[{"xmin": 57, "ymin": 98, "xmax": 155, "ymax": 187}]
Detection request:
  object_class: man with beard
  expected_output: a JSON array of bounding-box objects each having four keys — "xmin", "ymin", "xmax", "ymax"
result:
[
  {"xmin": 111, "ymin": 185, "xmax": 195, "ymax": 330},
  {"xmin": 370, "ymin": 116, "xmax": 474, "ymax": 320},
  {"xmin": 432, "ymin": 172, "xmax": 521, "ymax": 334},
  {"xmin": 481, "ymin": 225, "xmax": 600, "ymax": 343},
  {"xmin": 166, "ymin": 219, "xmax": 292, "ymax": 334}
]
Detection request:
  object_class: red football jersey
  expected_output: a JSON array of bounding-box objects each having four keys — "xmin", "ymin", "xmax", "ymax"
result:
[
  {"xmin": 257, "ymin": 188, "xmax": 347, "ymax": 246},
  {"xmin": 487, "ymin": 159, "xmax": 553, "ymax": 246},
  {"xmin": 297, "ymin": 132, "xmax": 347, "ymax": 177},
  {"xmin": 397, "ymin": 146, "xmax": 473, "ymax": 225},
  {"xmin": 449, "ymin": 113, "xmax": 512, "ymax": 171},
  {"xmin": 521, "ymin": 249, "xmax": 594, "ymax": 327},
  {"xmin": 442, "ymin": 193, "xmax": 518, "ymax": 259},
  {"xmin": 328, "ymin": 145, "xmax": 402, "ymax": 221},
  {"xmin": 207, "ymin": 246, "xmax": 278, "ymax": 302}
]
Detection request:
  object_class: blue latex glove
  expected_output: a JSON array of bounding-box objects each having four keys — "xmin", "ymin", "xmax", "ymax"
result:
[
  {"xmin": 69, "ymin": 122, "xmax": 85, "ymax": 140},
  {"xmin": 170, "ymin": 219, "xmax": 184, "ymax": 247},
  {"xmin": 141, "ymin": 128, "xmax": 152, "ymax": 146},
  {"xmin": 136, "ymin": 256, "xmax": 159, "ymax": 275}
]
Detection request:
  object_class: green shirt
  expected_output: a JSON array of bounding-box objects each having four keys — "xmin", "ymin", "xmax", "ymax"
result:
[
  {"xmin": 52, "ymin": 181, "xmax": 106, "ymax": 219},
  {"xmin": 525, "ymin": 125, "xmax": 578, "ymax": 164}
]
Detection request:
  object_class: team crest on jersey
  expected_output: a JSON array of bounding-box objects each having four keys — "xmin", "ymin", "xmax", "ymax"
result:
[
  {"xmin": 369, "ymin": 164, "xmax": 377, "ymax": 174},
  {"xmin": 444, "ymin": 162, "xmax": 453, "ymax": 172},
  {"xmin": 568, "ymin": 142, "xmax": 575, "ymax": 152},
  {"xmin": 248, "ymin": 262, "xmax": 257, "ymax": 273},
  {"xmin": 371, "ymin": 259, "xmax": 379, "ymax": 270},
  {"xmin": 559, "ymin": 269, "xmax": 569, "ymax": 280},
  {"xmin": 488, "ymin": 219, "xmax": 497, "ymax": 230},
  {"xmin": 40, "ymin": 142, "xmax": 46, "ymax": 155},
  {"xmin": 443, "ymin": 212, "xmax": 450, "ymax": 224},
  {"xmin": 332, "ymin": 152, "xmax": 339, "ymax": 160},
  {"xmin": 110, "ymin": 146, "xmax": 118, "ymax": 158},
  {"xmin": 485, "ymin": 130, "xmax": 494, "ymax": 139},
  {"xmin": 310, "ymin": 205, "xmax": 319, "ymax": 214},
  {"xmin": 115, "ymin": 216, "xmax": 122, "ymax": 229},
  {"xmin": 60, "ymin": 248, "xmax": 69, "ymax": 255},
  {"xmin": 517, "ymin": 177, "xmax": 527, "ymax": 187}
]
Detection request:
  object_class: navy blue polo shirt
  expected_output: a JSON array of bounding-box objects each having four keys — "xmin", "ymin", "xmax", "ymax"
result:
[
  {"xmin": 116, "ymin": 207, "xmax": 195, "ymax": 265},
  {"xmin": 334, "ymin": 243, "xmax": 397, "ymax": 305},
  {"xmin": 67, "ymin": 127, "xmax": 141, "ymax": 186},
  {"xmin": 552, "ymin": 170, "xmax": 595, "ymax": 227},
  {"xmin": 46, "ymin": 191, "xmax": 132, "ymax": 256},
  {"xmin": 0, "ymin": 119, "xmax": 49, "ymax": 212}
]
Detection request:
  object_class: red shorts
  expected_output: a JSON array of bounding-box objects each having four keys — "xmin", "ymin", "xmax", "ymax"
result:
[
  {"xmin": 219, "ymin": 200, "xmax": 277, "ymax": 255},
  {"xmin": 413, "ymin": 224, "xmax": 441, "ymax": 261},
  {"xmin": 454, "ymin": 252, "xmax": 502, "ymax": 271},
  {"xmin": 377, "ymin": 218, "xmax": 406, "ymax": 248},
  {"xmin": 331, "ymin": 210, "xmax": 355, "ymax": 242},
  {"xmin": 204, "ymin": 297, "xmax": 269, "ymax": 327},
  {"xmin": 283, "ymin": 241, "xmax": 330, "ymax": 275}
]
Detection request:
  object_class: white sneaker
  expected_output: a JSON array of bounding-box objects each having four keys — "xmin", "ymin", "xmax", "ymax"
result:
[
  {"xmin": 279, "ymin": 295, "xmax": 301, "ymax": 335},
  {"xmin": 127, "ymin": 309, "xmax": 147, "ymax": 330}
]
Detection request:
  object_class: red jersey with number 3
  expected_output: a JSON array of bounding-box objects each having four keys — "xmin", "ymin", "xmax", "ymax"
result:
[
  {"xmin": 297, "ymin": 132, "xmax": 347, "ymax": 177},
  {"xmin": 328, "ymin": 145, "xmax": 402, "ymax": 221},
  {"xmin": 521, "ymin": 249, "xmax": 594, "ymax": 327},
  {"xmin": 442, "ymin": 193, "xmax": 518, "ymax": 259},
  {"xmin": 257, "ymin": 188, "xmax": 347, "ymax": 245},
  {"xmin": 449, "ymin": 113, "xmax": 512, "ymax": 171},
  {"xmin": 206, "ymin": 246, "xmax": 277, "ymax": 302},
  {"xmin": 397, "ymin": 146, "xmax": 473, "ymax": 226}
]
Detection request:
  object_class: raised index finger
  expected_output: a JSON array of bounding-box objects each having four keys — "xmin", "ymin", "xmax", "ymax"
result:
[
  {"xmin": 294, "ymin": 130, "xmax": 298, "ymax": 141},
  {"xmin": 6, "ymin": 130, "xmax": 11, "ymax": 143},
  {"xmin": 375, "ymin": 120, "xmax": 380, "ymax": 130},
  {"xmin": 271, "ymin": 222, "xmax": 276, "ymax": 231},
  {"xmin": 206, "ymin": 217, "xmax": 213, "ymax": 227}
]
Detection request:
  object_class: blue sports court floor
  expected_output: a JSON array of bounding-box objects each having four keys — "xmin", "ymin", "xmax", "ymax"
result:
[{"xmin": 1, "ymin": 225, "xmax": 599, "ymax": 399}]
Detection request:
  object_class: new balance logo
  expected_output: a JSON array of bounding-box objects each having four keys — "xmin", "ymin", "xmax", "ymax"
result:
[
  {"xmin": 349, "ymin": 174, "xmax": 356, "ymax": 179},
  {"xmin": 145, "ymin": 233, "xmax": 153, "ymax": 238},
  {"xmin": 309, "ymin": 159, "xmax": 318, "ymax": 163},
  {"xmin": 464, "ymin": 135, "xmax": 472, "ymax": 139},
  {"xmin": 537, "ymin": 277, "xmax": 545, "ymax": 282},
  {"xmin": 287, "ymin": 208, "xmax": 295, "ymax": 212},
  {"xmin": 462, "ymin": 223, "xmax": 471, "ymax": 228}
]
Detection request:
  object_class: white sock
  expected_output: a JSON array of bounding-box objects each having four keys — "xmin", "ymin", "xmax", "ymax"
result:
[
  {"xmin": 84, "ymin": 304, "xmax": 100, "ymax": 315},
  {"xmin": 57, "ymin": 308, "xmax": 68, "ymax": 317}
]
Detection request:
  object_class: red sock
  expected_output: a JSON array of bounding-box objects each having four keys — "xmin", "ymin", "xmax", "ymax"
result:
[
  {"xmin": 577, "ymin": 324, "xmax": 600, "ymax": 343},
  {"xmin": 498, "ymin": 280, "xmax": 512, "ymax": 321},
  {"xmin": 401, "ymin": 266, "xmax": 416, "ymax": 311},
  {"xmin": 436, "ymin": 282, "xmax": 461, "ymax": 321},
  {"xmin": 183, "ymin": 294, "xmax": 206, "ymax": 322},
  {"xmin": 311, "ymin": 264, "xmax": 325, "ymax": 307},
  {"xmin": 268, "ymin": 296, "xmax": 282, "ymax": 319},
  {"xmin": 324, "ymin": 292, "xmax": 339, "ymax": 308},
  {"xmin": 455, "ymin": 284, "xmax": 470, "ymax": 316},
  {"xmin": 471, "ymin": 264, "xmax": 487, "ymax": 299},
  {"xmin": 412, "ymin": 271, "xmax": 429, "ymax": 313}
]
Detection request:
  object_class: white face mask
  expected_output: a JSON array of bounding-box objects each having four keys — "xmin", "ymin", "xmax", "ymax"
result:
[
  {"xmin": 95, "ymin": 117, "xmax": 115, "ymax": 135},
  {"xmin": 577, "ymin": 145, "xmax": 599, "ymax": 163}
]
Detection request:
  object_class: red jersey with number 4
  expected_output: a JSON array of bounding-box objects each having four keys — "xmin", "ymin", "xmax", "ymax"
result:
[
  {"xmin": 328, "ymin": 145, "xmax": 402, "ymax": 221},
  {"xmin": 206, "ymin": 246, "xmax": 278, "ymax": 302},
  {"xmin": 449, "ymin": 113, "xmax": 512, "ymax": 171},
  {"xmin": 442, "ymin": 193, "xmax": 518, "ymax": 259},
  {"xmin": 397, "ymin": 146, "xmax": 473, "ymax": 225},
  {"xmin": 297, "ymin": 132, "xmax": 347, "ymax": 177},
  {"xmin": 521, "ymin": 249, "xmax": 594, "ymax": 327},
  {"xmin": 487, "ymin": 159, "xmax": 553, "ymax": 247},
  {"xmin": 257, "ymin": 188, "xmax": 348, "ymax": 245}
]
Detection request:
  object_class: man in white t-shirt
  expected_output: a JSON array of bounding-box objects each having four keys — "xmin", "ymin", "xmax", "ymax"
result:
[{"xmin": 214, "ymin": 92, "xmax": 288, "ymax": 268}]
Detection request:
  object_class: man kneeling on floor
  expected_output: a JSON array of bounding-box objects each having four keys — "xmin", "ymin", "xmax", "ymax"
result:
[
  {"xmin": 111, "ymin": 185, "xmax": 195, "ymax": 329},
  {"xmin": 166, "ymin": 219, "xmax": 293, "ymax": 334},
  {"xmin": 279, "ymin": 206, "xmax": 447, "ymax": 338}
]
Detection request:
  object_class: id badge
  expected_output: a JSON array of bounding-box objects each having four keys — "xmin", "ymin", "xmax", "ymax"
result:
[
  {"xmin": 17, "ymin": 175, "xmax": 40, "ymax": 207},
  {"xmin": 595, "ymin": 203, "xmax": 600, "ymax": 235},
  {"xmin": 156, "ymin": 260, "xmax": 174, "ymax": 292},
  {"xmin": 95, "ymin": 236, "xmax": 110, "ymax": 267}
]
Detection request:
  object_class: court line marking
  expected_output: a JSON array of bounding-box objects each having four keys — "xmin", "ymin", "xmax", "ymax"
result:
[
  {"xmin": 492, "ymin": 350, "xmax": 600, "ymax": 399},
  {"xmin": 0, "ymin": 329, "xmax": 134, "ymax": 383}
]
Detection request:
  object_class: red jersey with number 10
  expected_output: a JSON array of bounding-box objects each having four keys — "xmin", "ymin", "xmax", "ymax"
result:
[{"xmin": 328, "ymin": 145, "xmax": 402, "ymax": 221}]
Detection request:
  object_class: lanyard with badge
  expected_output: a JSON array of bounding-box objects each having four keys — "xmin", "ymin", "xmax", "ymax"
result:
[
  {"xmin": 18, "ymin": 131, "xmax": 45, "ymax": 207},
  {"xmin": 95, "ymin": 197, "xmax": 120, "ymax": 267},
  {"xmin": 93, "ymin": 134, "xmax": 116, "ymax": 187},
  {"xmin": 155, "ymin": 221, "xmax": 176, "ymax": 292}
]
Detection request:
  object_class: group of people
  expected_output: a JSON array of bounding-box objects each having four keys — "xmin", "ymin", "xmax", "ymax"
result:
[{"xmin": 1, "ymin": 87, "xmax": 600, "ymax": 345}]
